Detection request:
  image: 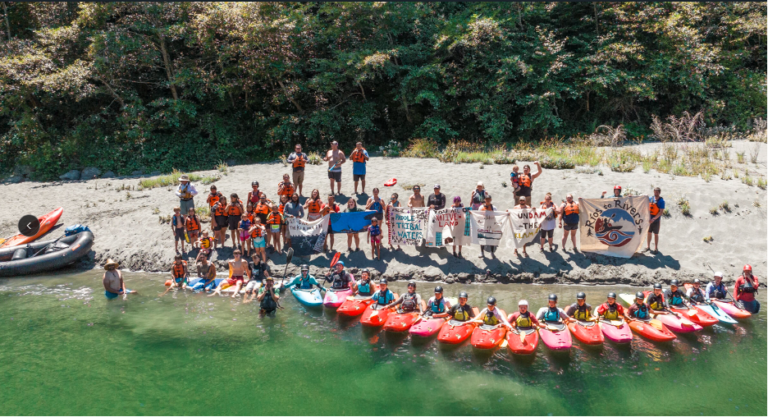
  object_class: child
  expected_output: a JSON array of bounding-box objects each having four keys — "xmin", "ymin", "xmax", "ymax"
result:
[
  {"xmin": 186, "ymin": 208, "xmax": 201, "ymax": 249},
  {"xmin": 171, "ymin": 207, "xmax": 186, "ymax": 254},
  {"xmin": 266, "ymin": 203, "xmax": 284, "ymax": 253},
  {"xmin": 249, "ymin": 217, "xmax": 267, "ymax": 260},
  {"xmin": 161, "ymin": 255, "xmax": 188, "ymax": 296},
  {"xmin": 510, "ymin": 165, "xmax": 521, "ymax": 193},
  {"xmin": 198, "ymin": 230, "xmax": 213, "ymax": 257},
  {"xmin": 212, "ymin": 195, "xmax": 228, "ymax": 248},
  {"xmin": 368, "ymin": 217, "xmax": 382, "ymax": 260},
  {"xmin": 239, "ymin": 213, "xmax": 252, "ymax": 255}
]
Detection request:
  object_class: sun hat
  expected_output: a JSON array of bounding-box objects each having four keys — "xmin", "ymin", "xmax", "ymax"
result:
[
  {"xmin": 179, "ymin": 175, "xmax": 190, "ymax": 182},
  {"xmin": 104, "ymin": 259, "xmax": 119, "ymax": 269}
]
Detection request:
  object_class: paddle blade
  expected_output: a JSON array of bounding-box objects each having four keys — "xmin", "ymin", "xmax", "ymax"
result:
[
  {"xmin": 519, "ymin": 331, "xmax": 526, "ymax": 343},
  {"xmin": 501, "ymin": 339, "xmax": 509, "ymax": 348},
  {"xmin": 611, "ymin": 320, "xmax": 623, "ymax": 326},
  {"xmin": 285, "ymin": 247, "xmax": 294, "ymax": 264},
  {"xmin": 649, "ymin": 319, "xmax": 664, "ymax": 331},
  {"xmin": 0, "ymin": 238, "xmax": 5, "ymax": 246},
  {"xmin": 687, "ymin": 309, "xmax": 696, "ymax": 317},
  {"xmin": 330, "ymin": 252, "xmax": 341, "ymax": 268},
  {"xmin": 346, "ymin": 296, "xmax": 356, "ymax": 301}
]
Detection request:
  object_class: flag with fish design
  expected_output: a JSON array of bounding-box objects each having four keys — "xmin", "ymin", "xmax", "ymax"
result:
[
  {"xmin": 287, "ymin": 215, "xmax": 330, "ymax": 256},
  {"xmin": 579, "ymin": 196, "xmax": 650, "ymax": 258}
]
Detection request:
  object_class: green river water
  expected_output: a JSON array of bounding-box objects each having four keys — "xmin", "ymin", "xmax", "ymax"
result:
[{"xmin": 0, "ymin": 271, "xmax": 765, "ymax": 416}]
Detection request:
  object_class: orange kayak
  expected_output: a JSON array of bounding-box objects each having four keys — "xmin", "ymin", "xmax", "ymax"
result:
[{"xmin": 0, "ymin": 207, "xmax": 63, "ymax": 248}]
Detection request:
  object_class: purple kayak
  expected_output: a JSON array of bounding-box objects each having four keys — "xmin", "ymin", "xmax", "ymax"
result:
[{"xmin": 599, "ymin": 320, "xmax": 633, "ymax": 343}]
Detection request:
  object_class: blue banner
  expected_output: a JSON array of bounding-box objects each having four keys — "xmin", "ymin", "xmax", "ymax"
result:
[{"xmin": 328, "ymin": 211, "xmax": 376, "ymax": 234}]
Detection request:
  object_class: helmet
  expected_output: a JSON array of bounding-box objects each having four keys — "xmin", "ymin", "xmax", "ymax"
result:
[
  {"xmin": 693, "ymin": 278, "xmax": 700, "ymax": 284},
  {"xmin": 486, "ymin": 297, "xmax": 497, "ymax": 305},
  {"xmin": 336, "ymin": 261, "xmax": 345, "ymax": 268},
  {"xmin": 576, "ymin": 292, "xmax": 586, "ymax": 300},
  {"xmin": 548, "ymin": 294, "xmax": 558, "ymax": 301},
  {"xmin": 714, "ymin": 271, "xmax": 723, "ymax": 278},
  {"xmin": 670, "ymin": 279, "xmax": 679, "ymax": 287},
  {"xmin": 635, "ymin": 292, "xmax": 645, "ymax": 300},
  {"xmin": 607, "ymin": 292, "xmax": 617, "ymax": 299},
  {"xmin": 300, "ymin": 264, "xmax": 309, "ymax": 271},
  {"xmin": 744, "ymin": 264, "xmax": 752, "ymax": 271},
  {"xmin": 653, "ymin": 283, "xmax": 662, "ymax": 290},
  {"xmin": 434, "ymin": 286, "xmax": 443, "ymax": 293},
  {"xmin": 251, "ymin": 181, "xmax": 259, "ymax": 187},
  {"xmin": 360, "ymin": 268, "xmax": 370, "ymax": 276},
  {"xmin": 379, "ymin": 278, "xmax": 388, "ymax": 285},
  {"xmin": 614, "ymin": 185, "xmax": 622, "ymax": 191},
  {"xmin": 518, "ymin": 299, "xmax": 528, "ymax": 306},
  {"xmin": 459, "ymin": 292, "xmax": 468, "ymax": 299},
  {"xmin": 407, "ymin": 280, "xmax": 416, "ymax": 288}
]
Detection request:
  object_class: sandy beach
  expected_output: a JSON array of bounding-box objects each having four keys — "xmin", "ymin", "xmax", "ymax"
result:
[{"xmin": 1, "ymin": 140, "xmax": 765, "ymax": 287}]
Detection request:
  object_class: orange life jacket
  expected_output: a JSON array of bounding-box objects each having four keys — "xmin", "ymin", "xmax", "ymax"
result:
[
  {"xmin": 307, "ymin": 199, "xmax": 323, "ymax": 214},
  {"xmin": 351, "ymin": 150, "xmax": 367, "ymax": 163},
  {"xmin": 649, "ymin": 198, "xmax": 660, "ymax": 216},
  {"xmin": 254, "ymin": 203, "xmax": 271, "ymax": 216},
  {"xmin": 267, "ymin": 212, "xmax": 283, "ymax": 225},
  {"xmin": 227, "ymin": 203, "xmax": 243, "ymax": 217},
  {"xmin": 246, "ymin": 212, "xmax": 255, "ymax": 224},
  {"xmin": 520, "ymin": 173, "xmax": 532, "ymax": 187},
  {"xmin": 564, "ymin": 202, "xmax": 579, "ymax": 216},
  {"xmin": 250, "ymin": 225, "xmax": 264, "ymax": 238},
  {"xmin": 279, "ymin": 203, "xmax": 286, "ymax": 214},
  {"xmin": 172, "ymin": 261, "xmax": 187, "ymax": 278},
  {"xmin": 213, "ymin": 203, "xmax": 227, "ymax": 217},
  {"xmin": 207, "ymin": 192, "xmax": 221, "ymax": 207},
  {"xmin": 186, "ymin": 215, "xmax": 200, "ymax": 231},
  {"xmin": 293, "ymin": 155, "xmax": 306, "ymax": 169},
  {"xmin": 278, "ymin": 182, "xmax": 295, "ymax": 197}
]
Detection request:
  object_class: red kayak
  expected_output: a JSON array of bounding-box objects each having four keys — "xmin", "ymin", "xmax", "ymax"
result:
[
  {"xmin": 437, "ymin": 307, "xmax": 480, "ymax": 345},
  {"xmin": 384, "ymin": 178, "xmax": 397, "ymax": 187},
  {"xmin": 470, "ymin": 309, "xmax": 508, "ymax": 350},
  {"xmin": 0, "ymin": 207, "xmax": 63, "ymax": 248},
  {"xmin": 568, "ymin": 321, "xmax": 604, "ymax": 345},
  {"xmin": 628, "ymin": 319, "xmax": 676, "ymax": 342},
  {"xmin": 506, "ymin": 328, "xmax": 539, "ymax": 355},
  {"xmin": 670, "ymin": 306, "xmax": 718, "ymax": 327},
  {"xmin": 337, "ymin": 286, "xmax": 380, "ymax": 317},
  {"xmin": 360, "ymin": 304, "xmax": 392, "ymax": 327},
  {"xmin": 383, "ymin": 311, "xmax": 421, "ymax": 333}
]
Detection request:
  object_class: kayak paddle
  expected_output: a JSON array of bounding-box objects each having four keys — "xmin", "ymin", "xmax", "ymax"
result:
[
  {"xmin": 330, "ymin": 252, "xmax": 341, "ymax": 268},
  {"xmin": 280, "ymin": 247, "xmax": 294, "ymax": 286},
  {"xmin": 649, "ymin": 318, "xmax": 664, "ymax": 331}
]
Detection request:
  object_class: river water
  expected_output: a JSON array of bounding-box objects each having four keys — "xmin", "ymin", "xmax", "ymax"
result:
[{"xmin": 0, "ymin": 271, "xmax": 764, "ymax": 415}]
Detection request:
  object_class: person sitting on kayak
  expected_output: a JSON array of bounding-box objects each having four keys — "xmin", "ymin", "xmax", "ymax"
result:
[
  {"xmin": 244, "ymin": 253, "xmax": 273, "ymax": 303},
  {"xmin": 424, "ymin": 286, "xmax": 452, "ymax": 318},
  {"xmin": 564, "ymin": 292, "xmax": 593, "ymax": 322},
  {"xmin": 355, "ymin": 269, "xmax": 374, "ymax": 296},
  {"xmin": 734, "ymin": 264, "xmax": 760, "ymax": 314},
  {"xmin": 160, "ymin": 255, "xmax": 189, "ymax": 297},
  {"xmin": 663, "ymin": 279, "xmax": 690, "ymax": 309},
  {"xmin": 596, "ymin": 293, "xmax": 625, "ymax": 321},
  {"xmin": 286, "ymin": 264, "xmax": 324, "ymax": 293},
  {"xmin": 370, "ymin": 279, "xmax": 395, "ymax": 309},
  {"xmin": 686, "ymin": 279, "xmax": 707, "ymax": 305},
  {"xmin": 705, "ymin": 272, "xmax": 728, "ymax": 302},
  {"xmin": 508, "ymin": 300, "xmax": 541, "ymax": 331},
  {"xmin": 536, "ymin": 294, "xmax": 573, "ymax": 325},
  {"xmin": 446, "ymin": 292, "xmax": 474, "ymax": 322},
  {"xmin": 191, "ymin": 253, "xmax": 217, "ymax": 293},
  {"xmin": 210, "ymin": 249, "xmax": 252, "ymax": 298},
  {"xmin": 645, "ymin": 283, "xmax": 670, "ymax": 315},
  {"xmin": 325, "ymin": 261, "xmax": 356, "ymax": 291},
  {"xmin": 385, "ymin": 281, "xmax": 425, "ymax": 314},
  {"xmin": 471, "ymin": 297, "xmax": 512, "ymax": 329},
  {"xmin": 625, "ymin": 292, "xmax": 653, "ymax": 321},
  {"xmin": 257, "ymin": 276, "xmax": 280, "ymax": 317}
]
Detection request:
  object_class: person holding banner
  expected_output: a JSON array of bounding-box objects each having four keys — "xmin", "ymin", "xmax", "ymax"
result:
[
  {"xmin": 408, "ymin": 185, "xmax": 425, "ymax": 207},
  {"xmin": 344, "ymin": 199, "xmax": 364, "ymax": 252},
  {"xmin": 287, "ymin": 144, "xmax": 308, "ymax": 196},
  {"xmin": 539, "ymin": 193, "xmax": 558, "ymax": 252},
  {"xmin": 559, "ymin": 194, "xmax": 580, "ymax": 252},
  {"xmin": 365, "ymin": 187, "xmax": 385, "ymax": 221},
  {"xmin": 385, "ymin": 193, "xmax": 402, "ymax": 251},
  {"xmin": 322, "ymin": 194, "xmax": 341, "ymax": 252},
  {"xmin": 646, "ymin": 187, "xmax": 665, "ymax": 254},
  {"xmin": 427, "ymin": 184, "xmax": 446, "ymax": 211},
  {"xmin": 479, "ymin": 194, "xmax": 498, "ymax": 258},
  {"xmin": 512, "ymin": 197, "xmax": 529, "ymax": 257},
  {"xmin": 323, "ymin": 141, "xmax": 346, "ymax": 195},
  {"xmin": 601, "ymin": 185, "xmax": 622, "ymax": 198},
  {"xmin": 451, "ymin": 196, "xmax": 465, "ymax": 257},
  {"xmin": 470, "ymin": 181, "xmax": 487, "ymax": 210}
]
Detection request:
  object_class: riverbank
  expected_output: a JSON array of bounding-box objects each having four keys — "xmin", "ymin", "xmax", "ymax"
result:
[{"xmin": 0, "ymin": 140, "xmax": 765, "ymax": 287}]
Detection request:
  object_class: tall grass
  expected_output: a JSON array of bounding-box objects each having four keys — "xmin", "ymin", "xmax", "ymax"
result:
[{"xmin": 139, "ymin": 169, "xmax": 218, "ymax": 189}]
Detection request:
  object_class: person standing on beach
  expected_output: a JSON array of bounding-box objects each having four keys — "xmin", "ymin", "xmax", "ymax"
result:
[
  {"xmin": 344, "ymin": 199, "xmax": 363, "ymax": 252},
  {"xmin": 539, "ymin": 193, "xmax": 557, "ymax": 252},
  {"xmin": 323, "ymin": 141, "xmax": 346, "ymax": 195},
  {"xmin": 512, "ymin": 196, "xmax": 528, "ymax": 257},
  {"xmin": 450, "ymin": 196, "xmax": 464, "ymax": 257},
  {"xmin": 470, "ymin": 182, "xmax": 486, "ymax": 210},
  {"xmin": 427, "ymin": 184, "xmax": 446, "ymax": 211},
  {"xmin": 171, "ymin": 207, "xmax": 186, "ymax": 254},
  {"xmin": 408, "ymin": 185, "xmax": 425, "ymax": 207},
  {"xmin": 304, "ymin": 189, "xmax": 325, "ymax": 221},
  {"xmin": 186, "ymin": 208, "xmax": 201, "ymax": 250},
  {"xmin": 277, "ymin": 174, "xmax": 295, "ymax": 201},
  {"xmin": 287, "ymin": 144, "xmax": 308, "ymax": 196},
  {"xmin": 206, "ymin": 185, "xmax": 223, "ymax": 209},
  {"xmin": 211, "ymin": 196, "xmax": 228, "ymax": 249},
  {"xmin": 322, "ymin": 193, "xmax": 341, "ymax": 252},
  {"xmin": 517, "ymin": 162, "xmax": 542, "ymax": 207},
  {"xmin": 559, "ymin": 194, "xmax": 579, "ymax": 251},
  {"xmin": 176, "ymin": 175, "xmax": 198, "ymax": 215},
  {"xmin": 646, "ymin": 187, "xmax": 665, "ymax": 253},
  {"xmin": 350, "ymin": 142, "xmax": 370, "ymax": 195},
  {"xmin": 103, "ymin": 259, "xmax": 135, "ymax": 299},
  {"xmin": 480, "ymin": 194, "xmax": 498, "ymax": 258},
  {"xmin": 385, "ymin": 193, "xmax": 401, "ymax": 250},
  {"xmin": 365, "ymin": 188, "xmax": 385, "ymax": 222},
  {"xmin": 601, "ymin": 185, "xmax": 622, "ymax": 198},
  {"xmin": 227, "ymin": 193, "xmax": 245, "ymax": 249},
  {"xmin": 247, "ymin": 181, "xmax": 261, "ymax": 207}
]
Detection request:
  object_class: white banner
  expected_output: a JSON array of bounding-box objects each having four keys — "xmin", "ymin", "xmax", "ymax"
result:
[
  {"xmin": 425, "ymin": 207, "xmax": 471, "ymax": 247},
  {"xmin": 505, "ymin": 207, "xmax": 554, "ymax": 248},
  {"xmin": 287, "ymin": 215, "xmax": 330, "ymax": 256},
  {"xmin": 388, "ymin": 207, "xmax": 428, "ymax": 246},
  {"xmin": 469, "ymin": 210, "xmax": 510, "ymax": 247},
  {"xmin": 579, "ymin": 196, "xmax": 650, "ymax": 258}
]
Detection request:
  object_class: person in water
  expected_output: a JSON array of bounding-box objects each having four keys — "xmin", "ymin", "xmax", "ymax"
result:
[
  {"xmin": 286, "ymin": 264, "xmax": 324, "ymax": 292},
  {"xmin": 734, "ymin": 264, "xmax": 760, "ymax": 313},
  {"xmin": 625, "ymin": 292, "xmax": 653, "ymax": 322},
  {"xmin": 596, "ymin": 293, "xmax": 625, "ymax": 321},
  {"xmin": 370, "ymin": 279, "xmax": 395, "ymax": 309},
  {"xmin": 355, "ymin": 269, "xmax": 374, "ymax": 296},
  {"xmin": 103, "ymin": 259, "xmax": 135, "ymax": 299},
  {"xmin": 645, "ymin": 283, "xmax": 670, "ymax": 315},
  {"xmin": 663, "ymin": 279, "xmax": 691, "ymax": 309},
  {"xmin": 161, "ymin": 254, "xmax": 189, "ymax": 296},
  {"xmin": 564, "ymin": 292, "xmax": 593, "ymax": 322},
  {"xmin": 447, "ymin": 292, "xmax": 474, "ymax": 322},
  {"xmin": 424, "ymin": 286, "xmax": 452, "ymax": 318},
  {"xmin": 210, "ymin": 249, "xmax": 251, "ymax": 298},
  {"xmin": 705, "ymin": 272, "xmax": 728, "ymax": 302},
  {"xmin": 191, "ymin": 253, "xmax": 217, "ymax": 292},
  {"xmin": 471, "ymin": 297, "xmax": 512, "ymax": 329},
  {"xmin": 244, "ymin": 253, "xmax": 271, "ymax": 303},
  {"xmin": 508, "ymin": 300, "xmax": 541, "ymax": 331},
  {"xmin": 686, "ymin": 279, "xmax": 707, "ymax": 305},
  {"xmin": 257, "ymin": 276, "xmax": 280, "ymax": 317},
  {"xmin": 385, "ymin": 281, "xmax": 425, "ymax": 314},
  {"xmin": 536, "ymin": 294, "xmax": 573, "ymax": 325},
  {"xmin": 325, "ymin": 261, "xmax": 356, "ymax": 291}
]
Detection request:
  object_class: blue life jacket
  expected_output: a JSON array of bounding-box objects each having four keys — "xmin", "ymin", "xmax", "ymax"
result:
[
  {"xmin": 358, "ymin": 279, "xmax": 372, "ymax": 295},
  {"xmin": 543, "ymin": 307, "xmax": 561, "ymax": 323},
  {"xmin": 372, "ymin": 289, "xmax": 394, "ymax": 305},
  {"xmin": 632, "ymin": 303, "xmax": 650, "ymax": 320},
  {"xmin": 428, "ymin": 297, "xmax": 446, "ymax": 314}
]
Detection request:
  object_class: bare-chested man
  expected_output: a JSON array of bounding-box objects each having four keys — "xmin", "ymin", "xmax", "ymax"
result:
[
  {"xmin": 408, "ymin": 185, "xmax": 425, "ymax": 208},
  {"xmin": 209, "ymin": 249, "xmax": 252, "ymax": 298},
  {"xmin": 323, "ymin": 140, "xmax": 346, "ymax": 195},
  {"xmin": 103, "ymin": 259, "xmax": 136, "ymax": 299}
]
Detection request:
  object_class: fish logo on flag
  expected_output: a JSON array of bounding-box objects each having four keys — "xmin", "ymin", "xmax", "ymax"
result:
[
  {"xmin": 579, "ymin": 196, "xmax": 650, "ymax": 258},
  {"xmin": 594, "ymin": 208, "xmax": 636, "ymax": 247}
]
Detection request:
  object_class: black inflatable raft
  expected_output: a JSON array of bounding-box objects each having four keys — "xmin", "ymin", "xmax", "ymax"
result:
[{"xmin": 0, "ymin": 231, "xmax": 94, "ymax": 277}]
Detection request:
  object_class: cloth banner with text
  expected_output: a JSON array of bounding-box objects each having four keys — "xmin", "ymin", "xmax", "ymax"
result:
[
  {"xmin": 287, "ymin": 215, "xmax": 330, "ymax": 256},
  {"xmin": 469, "ymin": 210, "xmax": 510, "ymax": 247},
  {"xmin": 505, "ymin": 207, "xmax": 554, "ymax": 248},
  {"xmin": 579, "ymin": 196, "xmax": 650, "ymax": 258},
  {"xmin": 425, "ymin": 207, "xmax": 471, "ymax": 247},
  {"xmin": 388, "ymin": 207, "xmax": 428, "ymax": 246},
  {"xmin": 328, "ymin": 211, "xmax": 376, "ymax": 234}
]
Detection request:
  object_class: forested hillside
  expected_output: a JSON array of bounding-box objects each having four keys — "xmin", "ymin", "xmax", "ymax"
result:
[{"xmin": 0, "ymin": 2, "xmax": 765, "ymax": 179}]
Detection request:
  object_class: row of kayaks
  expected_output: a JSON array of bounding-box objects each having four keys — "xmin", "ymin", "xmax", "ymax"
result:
[{"xmin": 287, "ymin": 286, "xmax": 752, "ymax": 355}]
